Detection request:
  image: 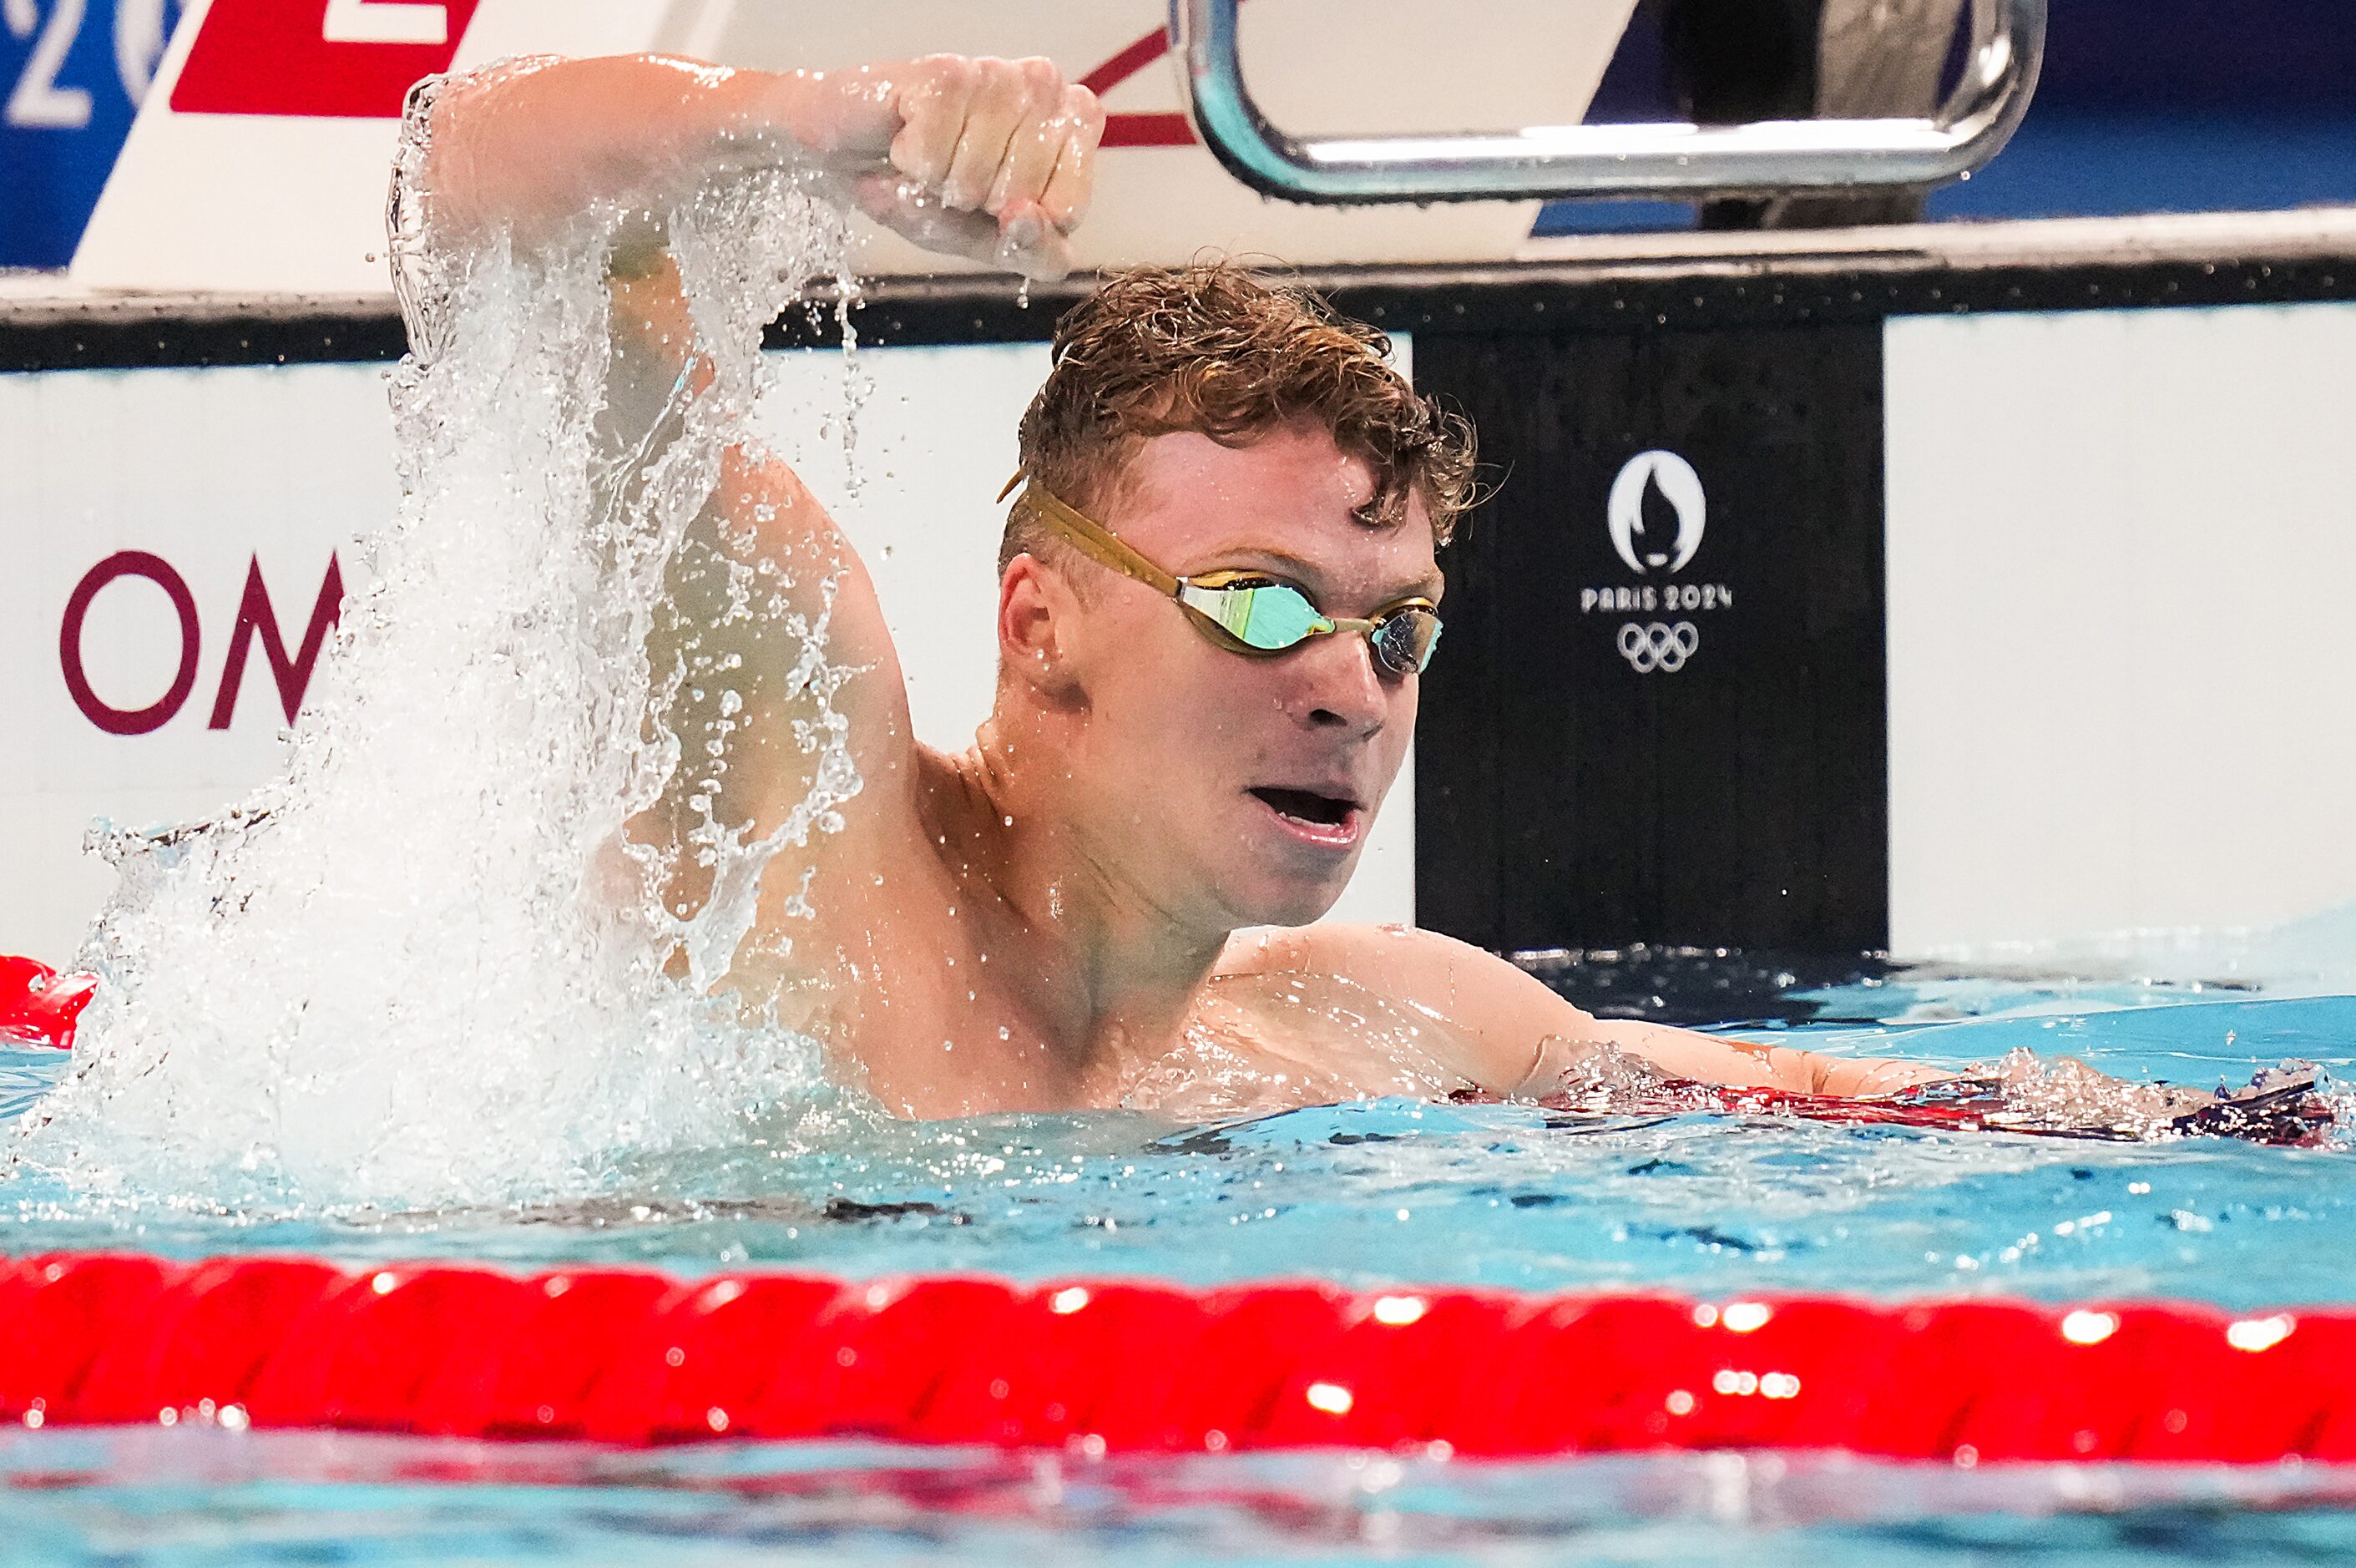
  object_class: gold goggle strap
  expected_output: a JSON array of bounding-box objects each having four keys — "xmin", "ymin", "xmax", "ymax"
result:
[{"xmin": 998, "ymin": 473, "xmax": 1182, "ymax": 598}]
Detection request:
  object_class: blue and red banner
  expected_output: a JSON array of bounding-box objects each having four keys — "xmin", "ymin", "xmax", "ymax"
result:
[{"xmin": 0, "ymin": 0, "xmax": 185, "ymax": 267}]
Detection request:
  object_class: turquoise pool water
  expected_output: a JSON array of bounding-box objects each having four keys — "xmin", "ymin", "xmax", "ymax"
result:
[{"xmin": 3, "ymin": 959, "xmax": 2353, "ymax": 1563}]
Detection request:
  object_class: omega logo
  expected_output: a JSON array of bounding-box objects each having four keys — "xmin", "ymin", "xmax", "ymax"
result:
[{"xmin": 58, "ymin": 552, "xmax": 345, "ymax": 736}]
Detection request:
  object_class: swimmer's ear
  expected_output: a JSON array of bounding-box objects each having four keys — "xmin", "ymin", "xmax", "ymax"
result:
[{"xmin": 998, "ymin": 553, "xmax": 1084, "ymax": 701}]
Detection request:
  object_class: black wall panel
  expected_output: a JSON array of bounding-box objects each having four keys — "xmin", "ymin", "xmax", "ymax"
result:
[{"xmin": 1413, "ymin": 323, "xmax": 1887, "ymax": 956}]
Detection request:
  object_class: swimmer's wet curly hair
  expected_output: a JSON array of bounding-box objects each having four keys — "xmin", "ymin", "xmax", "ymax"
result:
[{"xmin": 1003, "ymin": 261, "xmax": 1477, "ymax": 574}]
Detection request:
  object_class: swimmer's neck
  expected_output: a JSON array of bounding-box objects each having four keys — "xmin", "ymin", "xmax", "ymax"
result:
[{"xmin": 922, "ymin": 722, "xmax": 1235, "ymax": 1085}]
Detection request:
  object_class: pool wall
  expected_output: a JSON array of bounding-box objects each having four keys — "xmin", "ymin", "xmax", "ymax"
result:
[{"xmin": 5, "ymin": 209, "xmax": 2355, "ymax": 965}]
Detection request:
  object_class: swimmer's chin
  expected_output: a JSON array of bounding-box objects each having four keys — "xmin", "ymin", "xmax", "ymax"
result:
[{"xmin": 1215, "ymin": 856, "xmax": 1367, "ymax": 930}]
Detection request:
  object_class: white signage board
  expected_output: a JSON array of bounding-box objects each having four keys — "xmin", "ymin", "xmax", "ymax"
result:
[
  {"xmin": 74, "ymin": 0, "xmax": 1635, "ymax": 294},
  {"xmin": 0, "ymin": 361, "xmax": 393, "ymax": 964}
]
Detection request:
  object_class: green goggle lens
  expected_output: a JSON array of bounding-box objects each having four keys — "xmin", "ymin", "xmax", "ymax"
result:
[
  {"xmin": 1000, "ymin": 479, "xmax": 1443, "ymax": 679},
  {"xmin": 1192, "ymin": 581, "xmax": 1330, "ymax": 648}
]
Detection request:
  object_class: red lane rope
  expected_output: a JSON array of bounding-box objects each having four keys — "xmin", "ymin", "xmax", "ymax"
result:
[
  {"xmin": 5, "ymin": 957, "xmax": 2344, "ymax": 1461},
  {"xmin": 0, "ymin": 958, "xmax": 89, "ymax": 1050},
  {"xmin": 2, "ymin": 1252, "xmax": 2353, "ymax": 1463}
]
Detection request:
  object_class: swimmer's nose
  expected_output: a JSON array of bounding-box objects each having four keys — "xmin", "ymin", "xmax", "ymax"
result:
[{"xmin": 1294, "ymin": 630, "xmax": 1389, "ymax": 736}]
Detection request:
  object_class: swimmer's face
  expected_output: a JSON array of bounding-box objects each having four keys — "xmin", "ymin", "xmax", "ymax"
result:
[{"xmin": 1023, "ymin": 426, "xmax": 1439, "ymax": 928}]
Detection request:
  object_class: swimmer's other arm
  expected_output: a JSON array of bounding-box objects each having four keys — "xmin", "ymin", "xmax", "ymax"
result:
[
  {"xmin": 413, "ymin": 53, "xmax": 1104, "ymax": 279},
  {"xmin": 1266, "ymin": 924, "xmax": 1952, "ymax": 1100}
]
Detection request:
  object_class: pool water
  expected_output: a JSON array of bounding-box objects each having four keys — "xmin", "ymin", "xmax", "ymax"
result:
[
  {"xmin": 8, "ymin": 1431, "xmax": 2356, "ymax": 1565},
  {"xmin": 3, "ymin": 956, "xmax": 2354, "ymax": 1563}
]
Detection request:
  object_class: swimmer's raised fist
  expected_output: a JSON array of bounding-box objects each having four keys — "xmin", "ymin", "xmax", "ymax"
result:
[
  {"xmin": 796, "ymin": 55, "xmax": 1104, "ymax": 281},
  {"xmin": 416, "ymin": 53, "xmax": 1102, "ymax": 279}
]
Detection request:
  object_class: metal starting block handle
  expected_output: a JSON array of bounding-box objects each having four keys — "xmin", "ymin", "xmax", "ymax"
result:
[{"xmin": 1170, "ymin": 0, "xmax": 2045, "ymax": 204}]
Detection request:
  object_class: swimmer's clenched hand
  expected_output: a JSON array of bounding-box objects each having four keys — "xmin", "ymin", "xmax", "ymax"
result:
[
  {"xmin": 806, "ymin": 56, "xmax": 1104, "ymax": 281},
  {"xmin": 414, "ymin": 53, "xmax": 1101, "ymax": 281}
]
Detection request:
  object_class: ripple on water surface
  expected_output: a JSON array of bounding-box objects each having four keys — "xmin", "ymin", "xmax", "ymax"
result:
[
  {"xmin": 5, "ymin": 990, "xmax": 2353, "ymax": 1313},
  {"xmin": 6, "ymin": 1429, "xmax": 2356, "ymax": 1566}
]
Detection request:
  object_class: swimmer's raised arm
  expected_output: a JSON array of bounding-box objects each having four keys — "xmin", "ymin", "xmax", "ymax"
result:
[
  {"xmin": 414, "ymin": 53, "xmax": 1102, "ymax": 279},
  {"xmin": 433, "ymin": 54, "xmax": 1091, "ymax": 985},
  {"xmin": 1243, "ymin": 924, "xmax": 1951, "ymax": 1100}
]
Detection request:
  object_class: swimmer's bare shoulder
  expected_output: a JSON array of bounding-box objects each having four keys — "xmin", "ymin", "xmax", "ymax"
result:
[{"xmin": 1218, "ymin": 923, "xmax": 1951, "ymax": 1100}]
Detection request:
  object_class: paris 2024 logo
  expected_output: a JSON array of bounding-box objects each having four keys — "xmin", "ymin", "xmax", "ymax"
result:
[{"xmin": 1581, "ymin": 450, "xmax": 1734, "ymax": 675}]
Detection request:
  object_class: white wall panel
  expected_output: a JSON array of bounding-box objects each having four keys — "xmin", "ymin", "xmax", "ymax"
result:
[
  {"xmin": 0, "ymin": 362, "xmax": 392, "ymax": 964},
  {"xmin": 1885, "ymin": 302, "xmax": 2356, "ymax": 954}
]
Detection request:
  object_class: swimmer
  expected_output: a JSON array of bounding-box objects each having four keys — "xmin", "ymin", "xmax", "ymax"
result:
[{"xmin": 404, "ymin": 53, "xmax": 2141, "ymax": 1120}]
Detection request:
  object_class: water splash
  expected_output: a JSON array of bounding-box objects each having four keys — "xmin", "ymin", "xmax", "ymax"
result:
[{"xmin": 11, "ymin": 72, "xmax": 874, "ymax": 1209}]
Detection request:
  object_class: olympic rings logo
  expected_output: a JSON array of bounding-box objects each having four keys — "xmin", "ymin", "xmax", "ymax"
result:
[{"xmin": 1616, "ymin": 620, "xmax": 1699, "ymax": 674}]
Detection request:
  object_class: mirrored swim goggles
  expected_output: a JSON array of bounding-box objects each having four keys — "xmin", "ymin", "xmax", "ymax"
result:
[{"xmin": 999, "ymin": 475, "xmax": 1443, "ymax": 677}]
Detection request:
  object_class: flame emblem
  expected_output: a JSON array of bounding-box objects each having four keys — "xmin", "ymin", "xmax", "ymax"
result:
[{"xmin": 1606, "ymin": 450, "xmax": 1706, "ymax": 576}]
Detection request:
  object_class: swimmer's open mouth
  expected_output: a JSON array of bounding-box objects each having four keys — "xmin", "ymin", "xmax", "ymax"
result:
[{"xmin": 1248, "ymin": 787, "xmax": 1361, "ymax": 830}]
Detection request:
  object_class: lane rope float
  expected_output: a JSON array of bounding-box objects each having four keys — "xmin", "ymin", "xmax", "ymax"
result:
[
  {"xmin": 0, "ymin": 958, "xmax": 91, "ymax": 1050},
  {"xmin": 1, "ymin": 1251, "xmax": 2353, "ymax": 1463}
]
